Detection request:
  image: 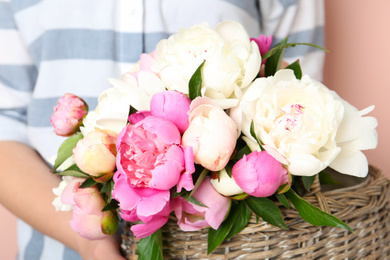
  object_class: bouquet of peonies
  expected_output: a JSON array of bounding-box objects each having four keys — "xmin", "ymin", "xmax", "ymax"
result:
[{"xmin": 50, "ymin": 21, "xmax": 378, "ymax": 258}]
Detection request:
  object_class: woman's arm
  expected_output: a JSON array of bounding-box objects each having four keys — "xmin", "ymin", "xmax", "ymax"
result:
[{"xmin": 0, "ymin": 141, "xmax": 125, "ymax": 260}]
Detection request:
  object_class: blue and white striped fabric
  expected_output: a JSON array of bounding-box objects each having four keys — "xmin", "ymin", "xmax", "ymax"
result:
[{"xmin": 0, "ymin": 0, "xmax": 325, "ymax": 259}]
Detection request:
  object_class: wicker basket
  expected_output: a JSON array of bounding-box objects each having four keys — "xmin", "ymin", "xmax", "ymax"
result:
[{"xmin": 121, "ymin": 166, "xmax": 390, "ymax": 259}]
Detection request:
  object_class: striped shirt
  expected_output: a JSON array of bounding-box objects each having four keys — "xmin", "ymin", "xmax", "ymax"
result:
[{"xmin": 0, "ymin": 0, "xmax": 325, "ymax": 259}]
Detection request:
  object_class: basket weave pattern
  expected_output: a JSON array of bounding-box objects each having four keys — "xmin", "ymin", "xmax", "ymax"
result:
[{"xmin": 121, "ymin": 166, "xmax": 390, "ymax": 259}]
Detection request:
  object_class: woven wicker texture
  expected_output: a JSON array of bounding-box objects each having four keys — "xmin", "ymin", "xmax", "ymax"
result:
[{"xmin": 121, "ymin": 166, "xmax": 390, "ymax": 259}]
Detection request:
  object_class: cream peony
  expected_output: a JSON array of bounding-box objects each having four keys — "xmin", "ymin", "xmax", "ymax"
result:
[
  {"xmin": 82, "ymin": 71, "xmax": 165, "ymax": 136},
  {"xmin": 154, "ymin": 21, "xmax": 261, "ymax": 109},
  {"xmin": 237, "ymin": 69, "xmax": 377, "ymax": 177}
]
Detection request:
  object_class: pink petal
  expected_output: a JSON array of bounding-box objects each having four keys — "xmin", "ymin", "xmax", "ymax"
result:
[
  {"xmin": 136, "ymin": 189, "xmax": 170, "ymax": 217},
  {"xmin": 149, "ymin": 159, "xmax": 183, "ymax": 190},
  {"xmin": 70, "ymin": 206, "xmax": 107, "ymax": 240},
  {"xmin": 131, "ymin": 215, "xmax": 169, "ymax": 238}
]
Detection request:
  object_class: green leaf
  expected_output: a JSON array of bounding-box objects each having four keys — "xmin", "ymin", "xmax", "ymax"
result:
[
  {"xmin": 319, "ymin": 171, "xmax": 342, "ymax": 185},
  {"xmin": 207, "ymin": 201, "xmax": 250, "ymax": 254},
  {"xmin": 223, "ymin": 162, "xmax": 234, "ymax": 178},
  {"xmin": 186, "ymin": 194, "xmax": 207, "ymax": 208},
  {"xmin": 275, "ymin": 192, "xmax": 290, "ymax": 209},
  {"xmin": 262, "ymin": 42, "xmax": 329, "ymax": 61},
  {"xmin": 53, "ymin": 133, "xmax": 83, "ymax": 172},
  {"xmin": 127, "ymin": 105, "xmax": 138, "ymax": 124},
  {"xmin": 245, "ymin": 196, "xmax": 288, "ymax": 230},
  {"xmin": 233, "ymin": 144, "xmax": 252, "ymax": 160},
  {"xmin": 54, "ymin": 170, "xmax": 89, "ymax": 178},
  {"xmin": 285, "ymin": 59, "xmax": 302, "ymax": 79},
  {"xmin": 302, "ymin": 175, "xmax": 316, "ymax": 191},
  {"xmin": 100, "ymin": 179, "xmax": 114, "ymax": 193},
  {"xmin": 102, "ymin": 199, "xmax": 119, "ymax": 212},
  {"xmin": 226, "ymin": 201, "xmax": 251, "ymax": 239},
  {"xmin": 79, "ymin": 177, "xmax": 97, "ymax": 188},
  {"xmin": 250, "ymin": 121, "xmax": 264, "ymax": 151},
  {"xmin": 189, "ymin": 60, "xmax": 205, "ymax": 100},
  {"xmin": 285, "ymin": 189, "xmax": 353, "ymax": 232},
  {"xmin": 137, "ymin": 229, "xmax": 163, "ymax": 260},
  {"xmin": 264, "ymin": 37, "xmax": 288, "ymax": 77}
]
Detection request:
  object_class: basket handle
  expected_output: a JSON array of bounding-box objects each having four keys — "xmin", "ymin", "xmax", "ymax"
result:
[{"xmin": 306, "ymin": 175, "xmax": 331, "ymax": 214}]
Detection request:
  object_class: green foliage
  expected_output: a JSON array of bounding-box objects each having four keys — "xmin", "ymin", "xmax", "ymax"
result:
[
  {"xmin": 286, "ymin": 189, "xmax": 353, "ymax": 232},
  {"xmin": 137, "ymin": 230, "xmax": 163, "ymax": 260},
  {"xmin": 189, "ymin": 60, "xmax": 205, "ymax": 100},
  {"xmin": 302, "ymin": 175, "xmax": 316, "ymax": 191},
  {"xmin": 53, "ymin": 133, "xmax": 83, "ymax": 172},
  {"xmin": 275, "ymin": 192, "xmax": 290, "ymax": 209},
  {"xmin": 285, "ymin": 59, "xmax": 302, "ymax": 79},
  {"xmin": 79, "ymin": 177, "xmax": 97, "ymax": 188},
  {"xmin": 264, "ymin": 37, "xmax": 288, "ymax": 77},
  {"xmin": 250, "ymin": 121, "xmax": 264, "ymax": 151},
  {"xmin": 245, "ymin": 197, "xmax": 288, "ymax": 230},
  {"xmin": 207, "ymin": 201, "xmax": 251, "ymax": 254}
]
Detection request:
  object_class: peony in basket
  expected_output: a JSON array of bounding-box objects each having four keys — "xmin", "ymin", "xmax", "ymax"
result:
[{"xmin": 49, "ymin": 21, "xmax": 383, "ymax": 259}]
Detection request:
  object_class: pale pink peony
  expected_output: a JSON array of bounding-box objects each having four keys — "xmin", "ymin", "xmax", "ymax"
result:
[
  {"xmin": 112, "ymin": 171, "xmax": 171, "ymax": 238},
  {"xmin": 182, "ymin": 97, "xmax": 237, "ymax": 171},
  {"xmin": 150, "ymin": 91, "xmax": 191, "ymax": 134},
  {"xmin": 50, "ymin": 93, "xmax": 88, "ymax": 136},
  {"xmin": 73, "ymin": 128, "xmax": 117, "ymax": 177},
  {"xmin": 116, "ymin": 116, "xmax": 195, "ymax": 191},
  {"xmin": 61, "ymin": 177, "xmax": 118, "ymax": 240},
  {"xmin": 250, "ymin": 35, "xmax": 273, "ymax": 64},
  {"xmin": 232, "ymin": 151, "xmax": 288, "ymax": 197},
  {"xmin": 171, "ymin": 177, "xmax": 231, "ymax": 231}
]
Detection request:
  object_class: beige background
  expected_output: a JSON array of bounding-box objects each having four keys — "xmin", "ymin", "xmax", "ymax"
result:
[{"xmin": 1, "ymin": 1, "xmax": 389, "ymax": 259}]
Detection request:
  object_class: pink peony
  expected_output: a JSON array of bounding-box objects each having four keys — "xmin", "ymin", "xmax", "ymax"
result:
[
  {"xmin": 112, "ymin": 171, "xmax": 171, "ymax": 238},
  {"xmin": 116, "ymin": 115, "xmax": 194, "ymax": 191},
  {"xmin": 50, "ymin": 93, "xmax": 88, "ymax": 136},
  {"xmin": 73, "ymin": 128, "xmax": 117, "ymax": 177},
  {"xmin": 250, "ymin": 35, "xmax": 273, "ymax": 64},
  {"xmin": 232, "ymin": 151, "xmax": 288, "ymax": 197},
  {"xmin": 171, "ymin": 177, "xmax": 231, "ymax": 231},
  {"xmin": 182, "ymin": 97, "xmax": 237, "ymax": 171},
  {"xmin": 61, "ymin": 178, "xmax": 118, "ymax": 240},
  {"xmin": 150, "ymin": 91, "xmax": 191, "ymax": 134}
]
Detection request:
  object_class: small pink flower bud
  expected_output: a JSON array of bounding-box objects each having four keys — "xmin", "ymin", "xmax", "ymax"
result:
[
  {"xmin": 50, "ymin": 93, "xmax": 88, "ymax": 136},
  {"xmin": 232, "ymin": 151, "xmax": 288, "ymax": 197},
  {"xmin": 73, "ymin": 128, "xmax": 117, "ymax": 177}
]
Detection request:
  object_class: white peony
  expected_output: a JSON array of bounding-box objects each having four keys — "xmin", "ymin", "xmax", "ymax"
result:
[
  {"xmin": 237, "ymin": 69, "xmax": 377, "ymax": 177},
  {"xmin": 52, "ymin": 176, "xmax": 74, "ymax": 212},
  {"xmin": 154, "ymin": 21, "xmax": 261, "ymax": 109},
  {"xmin": 81, "ymin": 71, "xmax": 165, "ymax": 136}
]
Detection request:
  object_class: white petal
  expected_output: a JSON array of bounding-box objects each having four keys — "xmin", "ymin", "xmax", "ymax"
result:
[
  {"xmin": 329, "ymin": 151, "xmax": 369, "ymax": 178},
  {"xmin": 210, "ymin": 169, "xmax": 244, "ymax": 196},
  {"xmin": 242, "ymin": 136, "xmax": 261, "ymax": 152},
  {"xmin": 241, "ymin": 41, "xmax": 261, "ymax": 88},
  {"xmin": 215, "ymin": 21, "xmax": 250, "ymax": 46},
  {"xmin": 335, "ymin": 100, "xmax": 378, "ymax": 143},
  {"xmin": 288, "ymin": 153, "xmax": 326, "ymax": 176},
  {"xmin": 211, "ymin": 98, "xmax": 239, "ymax": 110},
  {"xmin": 138, "ymin": 71, "xmax": 165, "ymax": 95}
]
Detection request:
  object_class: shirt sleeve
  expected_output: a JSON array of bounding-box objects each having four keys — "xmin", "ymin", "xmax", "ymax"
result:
[
  {"xmin": 0, "ymin": 1, "xmax": 37, "ymax": 145},
  {"xmin": 259, "ymin": 0, "xmax": 325, "ymax": 81}
]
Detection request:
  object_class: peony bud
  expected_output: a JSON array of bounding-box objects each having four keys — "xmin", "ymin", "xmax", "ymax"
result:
[
  {"xmin": 171, "ymin": 176, "xmax": 231, "ymax": 231},
  {"xmin": 182, "ymin": 97, "xmax": 237, "ymax": 171},
  {"xmin": 250, "ymin": 35, "xmax": 273, "ymax": 64},
  {"xmin": 232, "ymin": 151, "xmax": 288, "ymax": 197},
  {"xmin": 210, "ymin": 169, "xmax": 244, "ymax": 196},
  {"xmin": 150, "ymin": 91, "xmax": 191, "ymax": 134},
  {"xmin": 50, "ymin": 93, "xmax": 88, "ymax": 136},
  {"xmin": 73, "ymin": 128, "xmax": 117, "ymax": 177},
  {"xmin": 60, "ymin": 177, "xmax": 118, "ymax": 240}
]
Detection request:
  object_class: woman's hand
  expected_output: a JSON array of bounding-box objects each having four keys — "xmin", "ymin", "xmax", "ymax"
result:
[{"xmin": 77, "ymin": 234, "xmax": 126, "ymax": 260}]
